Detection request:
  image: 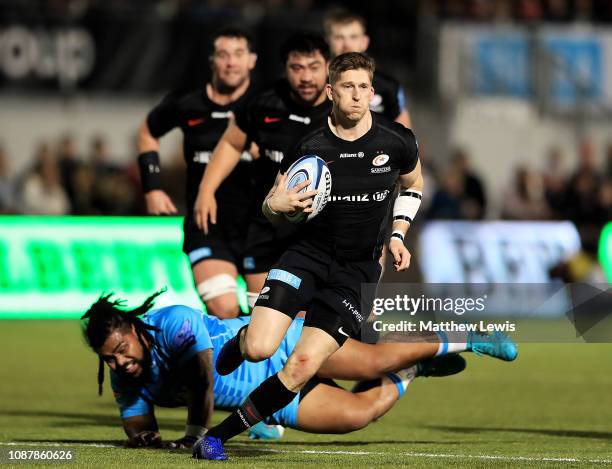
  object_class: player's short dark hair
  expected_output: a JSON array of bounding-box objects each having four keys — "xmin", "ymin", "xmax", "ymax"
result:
[
  {"xmin": 328, "ymin": 52, "xmax": 375, "ymax": 85},
  {"xmin": 280, "ymin": 32, "xmax": 330, "ymax": 64},
  {"xmin": 211, "ymin": 26, "xmax": 253, "ymax": 52},
  {"xmin": 323, "ymin": 7, "xmax": 367, "ymax": 36},
  {"xmin": 81, "ymin": 289, "xmax": 164, "ymax": 396}
]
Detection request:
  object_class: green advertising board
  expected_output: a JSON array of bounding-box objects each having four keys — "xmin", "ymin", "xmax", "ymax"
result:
[
  {"xmin": 0, "ymin": 216, "xmax": 246, "ymax": 319},
  {"xmin": 599, "ymin": 222, "xmax": 612, "ymax": 283}
]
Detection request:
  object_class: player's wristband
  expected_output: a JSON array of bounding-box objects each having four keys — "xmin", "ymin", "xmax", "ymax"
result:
[
  {"xmin": 390, "ymin": 230, "xmax": 405, "ymax": 242},
  {"xmin": 185, "ymin": 424, "xmax": 208, "ymax": 439},
  {"xmin": 138, "ymin": 151, "xmax": 162, "ymax": 193}
]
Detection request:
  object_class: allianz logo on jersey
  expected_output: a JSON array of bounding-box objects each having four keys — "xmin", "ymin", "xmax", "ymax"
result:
[
  {"xmin": 289, "ymin": 114, "xmax": 311, "ymax": 125},
  {"xmin": 340, "ymin": 151, "xmax": 364, "ymax": 159},
  {"xmin": 265, "ymin": 149, "xmax": 284, "ymax": 162},
  {"xmin": 331, "ymin": 190, "xmax": 389, "ymax": 203},
  {"xmin": 194, "ymin": 151, "xmax": 252, "ymax": 163}
]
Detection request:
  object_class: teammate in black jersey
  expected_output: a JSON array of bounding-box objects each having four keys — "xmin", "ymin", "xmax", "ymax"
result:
[
  {"xmin": 323, "ymin": 8, "xmax": 412, "ymax": 128},
  {"xmin": 194, "ymin": 33, "xmax": 331, "ymax": 309},
  {"xmin": 197, "ymin": 52, "xmax": 424, "ymax": 452},
  {"xmin": 137, "ymin": 28, "xmax": 257, "ymax": 319}
]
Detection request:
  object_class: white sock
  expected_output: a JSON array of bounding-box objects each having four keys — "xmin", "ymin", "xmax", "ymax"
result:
[
  {"xmin": 436, "ymin": 331, "xmax": 469, "ymax": 356},
  {"xmin": 386, "ymin": 365, "xmax": 417, "ymax": 399}
]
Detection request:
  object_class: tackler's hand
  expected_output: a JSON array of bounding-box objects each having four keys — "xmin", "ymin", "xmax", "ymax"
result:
[{"xmin": 126, "ymin": 431, "xmax": 162, "ymax": 448}]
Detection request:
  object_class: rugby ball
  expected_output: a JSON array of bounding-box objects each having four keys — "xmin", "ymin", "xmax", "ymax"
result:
[{"xmin": 284, "ymin": 155, "xmax": 332, "ymax": 223}]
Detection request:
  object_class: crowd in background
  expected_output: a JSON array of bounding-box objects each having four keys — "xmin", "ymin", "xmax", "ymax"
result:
[
  {"xmin": 0, "ymin": 134, "xmax": 147, "ymax": 217},
  {"xmin": 5, "ymin": 0, "xmax": 612, "ymax": 23},
  {"xmin": 0, "ymin": 132, "xmax": 609, "ymax": 254},
  {"xmin": 432, "ymin": 0, "xmax": 612, "ymax": 23},
  {"xmin": 422, "ymin": 138, "xmax": 612, "ymax": 255}
]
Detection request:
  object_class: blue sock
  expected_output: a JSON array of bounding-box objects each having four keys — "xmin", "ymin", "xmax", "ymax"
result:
[{"xmin": 386, "ymin": 367, "xmax": 417, "ymax": 400}]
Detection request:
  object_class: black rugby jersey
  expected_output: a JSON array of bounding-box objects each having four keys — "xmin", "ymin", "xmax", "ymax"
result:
[
  {"xmin": 147, "ymin": 87, "xmax": 254, "ymax": 219},
  {"xmin": 371, "ymin": 70, "xmax": 405, "ymax": 121},
  {"xmin": 234, "ymin": 80, "xmax": 331, "ymax": 219},
  {"xmin": 280, "ymin": 113, "xmax": 418, "ymax": 260}
]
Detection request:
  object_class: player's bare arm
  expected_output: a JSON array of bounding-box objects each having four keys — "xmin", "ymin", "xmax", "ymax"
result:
[
  {"xmin": 123, "ymin": 414, "xmax": 162, "ymax": 448},
  {"xmin": 262, "ymin": 171, "xmax": 317, "ymax": 224},
  {"xmin": 168, "ymin": 349, "xmax": 215, "ymax": 449},
  {"xmin": 137, "ymin": 120, "xmax": 178, "ymax": 215},
  {"xmin": 194, "ymin": 118, "xmax": 247, "ymax": 233},
  {"xmin": 389, "ymin": 159, "xmax": 423, "ymax": 272}
]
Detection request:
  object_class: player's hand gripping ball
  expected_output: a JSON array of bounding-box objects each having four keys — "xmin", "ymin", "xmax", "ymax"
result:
[{"xmin": 284, "ymin": 155, "xmax": 332, "ymax": 223}]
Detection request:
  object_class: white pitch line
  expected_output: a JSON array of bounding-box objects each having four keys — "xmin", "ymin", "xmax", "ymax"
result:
[{"xmin": 1, "ymin": 441, "xmax": 611, "ymax": 465}]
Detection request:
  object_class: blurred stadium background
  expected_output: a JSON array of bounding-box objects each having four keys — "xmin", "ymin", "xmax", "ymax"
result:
[
  {"xmin": 0, "ymin": 1, "xmax": 611, "ymax": 465},
  {"xmin": 0, "ymin": 0, "xmax": 609, "ymax": 315}
]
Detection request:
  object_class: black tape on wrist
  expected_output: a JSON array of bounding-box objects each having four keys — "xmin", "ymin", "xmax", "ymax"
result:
[{"xmin": 138, "ymin": 151, "xmax": 162, "ymax": 192}]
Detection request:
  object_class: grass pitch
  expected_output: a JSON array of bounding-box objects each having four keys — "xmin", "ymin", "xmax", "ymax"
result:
[{"xmin": 0, "ymin": 321, "xmax": 611, "ymax": 468}]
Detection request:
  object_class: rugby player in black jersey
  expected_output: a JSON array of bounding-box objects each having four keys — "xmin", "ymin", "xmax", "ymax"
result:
[
  {"xmin": 323, "ymin": 8, "xmax": 412, "ymax": 128},
  {"xmin": 193, "ymin": 52, "xmax": 426, "ymax": 456},
  {"xmin": 194, "ymin": 33, "xmax": 332, "ymax": 309},
  {"xmin": 137, "ymin": 28, "xmax": 257, "ymax": 319}
]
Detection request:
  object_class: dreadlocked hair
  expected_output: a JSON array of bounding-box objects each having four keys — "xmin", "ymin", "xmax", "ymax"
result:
[{"xmin": 81, "ymin": 288, "xmax": 166, "ymax": 396}]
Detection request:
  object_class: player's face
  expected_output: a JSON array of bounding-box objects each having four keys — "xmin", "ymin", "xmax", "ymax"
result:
[
  {"xmin": 327, "ymin": 22, "xmax": 369, "ymax": 56},
  {"xmin": 211, "ymin": 36, "xmax": 256, "ymax": 89},
  {"xmin": 98, "ymin": 326, "xmax": 147, "ymax": 380},
  {"xmin": 285, "ymin": 51, "xmax": 328, "ymax": 105},
  {"xmin": 327, "ymin": 69, "xmax": 373, "ymax": 122}
]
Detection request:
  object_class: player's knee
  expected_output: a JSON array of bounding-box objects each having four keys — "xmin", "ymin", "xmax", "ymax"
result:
[
  {"xmin": 243, "ymin": 333, "xmax": 277, "ymax": 362},
  {"xmin": 196, "ymin": 274, "xmax": 238, "ymax": 317},
  {"xmin": 205, "ymin": 296, "xmax": 240, "ymax": 319}
]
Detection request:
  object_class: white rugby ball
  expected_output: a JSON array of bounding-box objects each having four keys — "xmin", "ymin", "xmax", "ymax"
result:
[{"xmin": 284, "ymin": 155, "xmax": 332, "ymax": 223}]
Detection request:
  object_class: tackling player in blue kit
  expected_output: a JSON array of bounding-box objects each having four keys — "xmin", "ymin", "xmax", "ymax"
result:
[{"xmin": 81, "ymin": 291, "xmax": 516, "ymax": 453}]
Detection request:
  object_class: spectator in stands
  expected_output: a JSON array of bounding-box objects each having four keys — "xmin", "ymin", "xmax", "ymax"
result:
[
  {"xmin": 562, "ymin": 138, "xmax": 602, "ymax": 224},
  {"xmin": 605, "ymin": 141, "xmax": 612, "ymax": 178},
  {"xmin": 21, "ymin": 142, "xmax": 70, "ymax": 215},
  {"xmin": 0, "ymin": 144, "xmax": 15, "ymax": 214},
  {"xmin": 516, "ymin": 0, "xmax": 544, "ymax": 22},
  {"xmin": 451, "ymin": 148, "xmax": 487, "ymax": 219},
  {"xmin": 56, "ymin": 133, "xmax": 82, "ymax": 211},
  {"xmin": 542, "ymin": 146, "xmax": 567, "ymax": 218},
  {"xmin": 501, "ymin": 165, "xmax": 551, "ymax": 220},
  {"xmin": 87, "ymin": 135, "xmax": 138, "ymax": 215},
  {"xmin": 544, "ymin": 0, "xmax": 573, "ymax": 21},
  {"xmin": 427, "ymin": 168, "xmax": 466, "ymax": 219}
]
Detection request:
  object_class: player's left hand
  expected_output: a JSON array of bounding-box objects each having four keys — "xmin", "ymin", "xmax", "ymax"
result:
[
  {"xmin": 166, "ymin": 435, "xmax": 198, "ymax": 450},
  {"xmin": 126, "ymin": 430, "xmax": 162, "ymax": 448},
  {"xmin": 388, "ymin": 239, "xmax": 411, "ymax": 272}
]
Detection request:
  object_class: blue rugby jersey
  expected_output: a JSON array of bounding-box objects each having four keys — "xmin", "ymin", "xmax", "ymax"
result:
[{"xmin": 110, "ymin": 306, "xmax": 301, "ymax": 419}]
